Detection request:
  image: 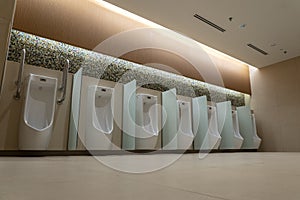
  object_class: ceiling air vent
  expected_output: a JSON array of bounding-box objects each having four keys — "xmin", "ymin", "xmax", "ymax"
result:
[
  {"xmin": 193, "ymin": 14, "xmax": 226, "ymax": 32},
  {"xmin": 247, "ymin": 44, "xmax": 268, "ymax": 55}
]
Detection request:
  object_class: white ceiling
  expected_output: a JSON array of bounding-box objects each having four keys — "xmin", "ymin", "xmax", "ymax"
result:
[{"xmin": 105, "ymin": 0, "xmax": 300, "ymax": 68}]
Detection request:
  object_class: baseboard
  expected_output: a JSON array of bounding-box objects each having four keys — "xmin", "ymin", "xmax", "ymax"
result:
[{"xmin": 0, "ymin": 149, "xmax": 257, "ymax": 156}]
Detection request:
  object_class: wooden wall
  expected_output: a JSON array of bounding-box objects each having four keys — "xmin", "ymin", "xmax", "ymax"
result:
[{"xmin": 13, "ymin": 0, "xmax": 251, "ymax": 94}]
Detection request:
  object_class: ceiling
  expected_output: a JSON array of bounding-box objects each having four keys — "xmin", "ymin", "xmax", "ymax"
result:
[{"xmin": 104, "ymin": 0, "xmax": 300, "ymax": 68}]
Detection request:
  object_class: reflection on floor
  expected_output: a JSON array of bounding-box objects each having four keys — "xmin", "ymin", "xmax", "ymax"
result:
[{"xmin": 0, "ymin": 153, "xmax": 300, "ymax": 200}]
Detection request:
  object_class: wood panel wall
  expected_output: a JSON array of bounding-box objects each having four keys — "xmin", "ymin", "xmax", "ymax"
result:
[{"xmin": 13, "ymin": 0, "xmax": 251, "ymax": 94}]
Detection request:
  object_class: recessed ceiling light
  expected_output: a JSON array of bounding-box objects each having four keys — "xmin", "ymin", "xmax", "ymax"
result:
[
  {"xmin": 240, "ymin": 24, "xmax": 247, "ymax": 29},
  {"xmin": 92, "ymin": 0, "xmax": 164, "ymax": 28},
  {"xmin": 279, "ymin": 49, "xmax": 287, "ymax": 54}
]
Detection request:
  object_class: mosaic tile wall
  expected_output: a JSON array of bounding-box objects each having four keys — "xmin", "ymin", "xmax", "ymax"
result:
[{"xmin": 7, "ymin": 30, "xmax": 246, "ymax": 106}]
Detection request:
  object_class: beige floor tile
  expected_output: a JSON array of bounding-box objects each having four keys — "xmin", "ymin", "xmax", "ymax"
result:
[{"xmin": 0, "ymin": 153, "xmax": 300, "ymax": 200}]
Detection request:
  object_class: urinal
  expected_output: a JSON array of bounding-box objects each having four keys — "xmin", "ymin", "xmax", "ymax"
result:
[
  {"xmin": 19, "ymin": 73, "xmax": 57, "ymax": 150},
  {"xmin": 232, "ymin": 110, "xmax": 244, "ymax": 149},
  {"xmin": 177, "ymin": 100, "xmax": 194, "ymax": 150},
  {"xmin": 204, "ymin": 105, "xmax": 221, "ymax": 150},
  {"xmin": 251, "ymin": 114, "xmax": 262, "ymax": 149},
  {"xmin": 135, "ymin": 94, "xmax": 159, "ymax": 149},
  {"xmin": 85, "ymin": 85, "xmax": 114, "ymax": 150}
]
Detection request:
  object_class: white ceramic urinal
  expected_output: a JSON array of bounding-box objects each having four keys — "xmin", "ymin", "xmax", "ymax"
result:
[
  {"xmin": 135, "ymin": 94, "xmax": 159, "ymax": 149},
  {"xmin": 232, "ymin": 110, "xmax": 244, "ymax": 149},
  {"xmin": 19, "ymin": 73, "xmax": 57, "ymax": 150},
  {"xmin": 85, "ymin": 85, "xmax": 114, "ymax": 150},
  {"xmin": 251, "ymin": 114, "xmax": 262, "ymax": 149},
  {"xmin": 205, "ymin": 105, "xmax": 221, "ymax": 150},
  {"xmin": 177, "ymin": 100, "xmax": 194, "ymax": 150}
]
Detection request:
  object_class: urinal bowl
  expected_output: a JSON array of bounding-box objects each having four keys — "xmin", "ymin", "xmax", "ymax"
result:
[
  {"xmin": 85, "ymin": 85, "xmax": 115, "ymax": 150},
  {"xmin": 19, "ymin": 73, "xmax": 57, "ymax": 150},
  {"xmin": 177, "ymin": 100, "xmax": 194, "ymax": 150},
  {"xmin": 251, "ymin": 114, "xmax": 262, "ymax": 149},
  {"xmin": 135, "ymin": 94, "xmax": 159, "ymax": 150},
  {"xmin": 201, "ymin": 130, "xmax": 221, "ymax": 150},
  {"xmin": 177, "ymin": 131, "xmax": 194, "ymax": 150},
  {"xmin": 206, "ymin": 131, "xmax": 221, "ymax": 150},
  {"xmin": 232, "ymin": 137, "xmax": 243, "ymax": 149},
  {"xmin": 206, "ymin": 106, "xmax": 221, "ymax": 150},
  {"xmin": 232, "ymin": 110, "xmax": 244, "ymax": 149},
  {"xmin": 253, "ymin": 137, "xmax": 262, "ymax": 149},
  {"xmin": 135, "ymin": 127, "xmax": 159, "ymax": 149}
]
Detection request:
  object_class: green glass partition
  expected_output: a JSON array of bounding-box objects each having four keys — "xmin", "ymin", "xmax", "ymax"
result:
[
  {"xmin": 192, "ymin": 96, "xmax": 208, "ymax": 150},
  {"xmin": 237, "ymin": 106, "xmax": 254, "ymax": 149},
  {"xmin": 162, "ymin": 88, "xmax": 177, "ymax": 150},
  {"xmin": 216, "ymin": 101, "xmax": 235, "ymax": 149},
  {"xmin": 122, "ymin": 80, "xmax": 136, "ymax": 150},
  {"xmin": 68, "ymin": 68, "xmax": 82, "ymax": 150}
]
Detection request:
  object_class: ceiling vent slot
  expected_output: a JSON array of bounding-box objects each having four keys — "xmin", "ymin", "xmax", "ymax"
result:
[
  {"xmin": 247, "ymin": 44, "xmax": 268, "ymax": 55},
  {"xmin": 193, "ymin": 14, "xmax": 226, "ymax": 32}
]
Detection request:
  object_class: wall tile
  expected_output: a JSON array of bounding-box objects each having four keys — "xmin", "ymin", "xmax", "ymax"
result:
[{"xmin": 8, "ymin": 30, "xmax": 246, "ymax": 106}]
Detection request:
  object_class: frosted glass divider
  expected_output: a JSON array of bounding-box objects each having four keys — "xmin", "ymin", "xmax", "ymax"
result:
[
  {"xmin": 68, "ymin": 68, "xmax": 82, "ymax": 150},
  {"xmin": 192, "ymin": 96, "xmax": 208, "ymax": 150},
  {"xmin": 216, "ymin": 101, "xmax": 235, "ymax": 149},
  {"xmin": 162, "ymin": 88, "xmax": 178, "ymax": 150},
  {"xmin": 236, "ymin": 106, "xmax": 255, "ymax": 149},
  {"xmin": 122, "ymin": 80, "xmax": 136, "ymax": 150}
]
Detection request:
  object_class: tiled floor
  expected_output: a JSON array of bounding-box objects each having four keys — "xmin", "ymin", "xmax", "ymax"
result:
[{"xmin": 0, "ymin": 153, "xmax": 300, "ymax": 200}]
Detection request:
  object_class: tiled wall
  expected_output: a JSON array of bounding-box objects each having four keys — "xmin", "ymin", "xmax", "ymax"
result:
[{"xmin": 8, "ymin": 30, "xmax": 246, "ymax": 106}]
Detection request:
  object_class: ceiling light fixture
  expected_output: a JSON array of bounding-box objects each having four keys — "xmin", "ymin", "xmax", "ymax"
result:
[
  {"xmin": 92, "ymin": 0, "xmax": 257, "ymax": 68},
  {"xmin": 240, "ymin": 24, "xmax": 247, "ymax": 29},
  {"xmin": 93, "ymin": 0, "xmax": 164, "ymax": 29}
]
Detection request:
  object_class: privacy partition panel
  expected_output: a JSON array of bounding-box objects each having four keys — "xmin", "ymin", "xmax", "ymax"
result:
[
  {"xmin": 216, "ymin": 101, "xmax": 235, "ymax": 149},
  {"xmin": 122, "ymin": 80, "xmax": 136, "ymax": 150},
  {"xmin": 162, "ymin": 88, "xmax": 178, "ymax": 150},
  {"xmin": 237, "ymin": 106, "xmax": 255, "ymax": 149},
  {"xmin": 68, "ymin": 68, "xmax": 82, "ymax": 150},
  {"xmin": 192, "ymin": 96, "xmax": 209, "ymax": 150}
]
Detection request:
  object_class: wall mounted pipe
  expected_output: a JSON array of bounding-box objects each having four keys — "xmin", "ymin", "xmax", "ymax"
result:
[
  {"xmin": 14, "ymin": 48, "xmax": 26, "ymax": 100},
  {"xmin": 57, "ymin": 59, "xmax": 69, "ymax": 104}
]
